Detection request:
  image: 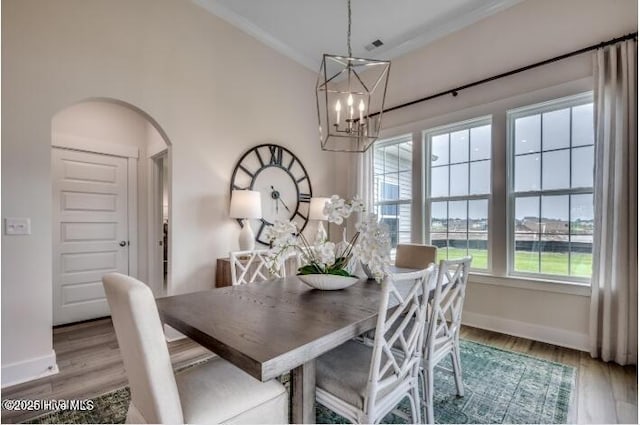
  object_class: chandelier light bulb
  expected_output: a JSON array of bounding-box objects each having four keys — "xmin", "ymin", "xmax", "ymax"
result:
[
  {"xmin": 335, "ymin": 100, "xmax": 342, "ymax": 124},
  {"xmin": 347, "ymin": 94, "xmax": 353, "ymax": 106},
  {"xmin": 359, "ymin": 99, "xmax": 365, "ymax": 122}
]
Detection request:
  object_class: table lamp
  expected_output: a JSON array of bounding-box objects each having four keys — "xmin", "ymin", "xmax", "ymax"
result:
[
  {"xmin": 230, "ymin": 190, "xmax": 262, "ymax": 251},
  {"xmin": 309, "ymin": 197, "xmax": 330, "ymax": 243}
]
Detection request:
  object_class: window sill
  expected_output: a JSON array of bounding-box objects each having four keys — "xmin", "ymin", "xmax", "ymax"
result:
[{"xmin": 468, "ymin": 272, "xmax": 591, "ymax": 296}]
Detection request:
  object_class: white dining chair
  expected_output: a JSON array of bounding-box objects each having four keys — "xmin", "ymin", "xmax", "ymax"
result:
[
  {"xmin": 358, "ymin": 244, "xmax": 438, "ymax": 344},
  {"xmin": 229, "ymin": 249, "xmax": 285, "ymax": 285},
  {"xmin": 395, "ymin": 244, "xmax": 437, "ymax": 269},
  {"xmin": 315, "ymin": 266, "xmax": 437, "ymax": 424},
  {"xmin": 102, "ymin": 273, "xmax": 288, "ymax": 424},
  {"xmin": 421, "ymin": 256, "xmax": 472, "ymax": 423}
]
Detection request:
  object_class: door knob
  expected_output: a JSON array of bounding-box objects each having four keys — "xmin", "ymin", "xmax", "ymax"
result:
[{"xmin": 119, "ymin": 241, "xmax": 127, "ymax": 247}]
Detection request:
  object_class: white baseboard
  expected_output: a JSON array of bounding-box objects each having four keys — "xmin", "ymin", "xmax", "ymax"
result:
[
  {"xmin": 1, "ymin": 350, "xmax": 59, "ymax": 388},
  {"xmin": 462, "ymin": 311, "xmax": 590, "ymax": 352},
  {"xmin": 163, "ymin": 324, "xmax": 187, "ymax": 342}
]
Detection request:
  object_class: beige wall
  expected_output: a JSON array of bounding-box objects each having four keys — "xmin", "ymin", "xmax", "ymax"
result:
[
  {"xmin": 53, "ymin": 101, "xmax": 150, "ymax": 149},
  {"xmin": 2, "ymin": 0, "xmax": 335, "ymax": 385},
  {"xmin": 339, "ymin": 0, "xmax": 637, "ymax": 350}
]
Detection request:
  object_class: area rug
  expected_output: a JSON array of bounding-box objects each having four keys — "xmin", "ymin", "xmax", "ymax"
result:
[{"xmin": 25, "ymin": 340, "xmax": 574, "ymax": 424}]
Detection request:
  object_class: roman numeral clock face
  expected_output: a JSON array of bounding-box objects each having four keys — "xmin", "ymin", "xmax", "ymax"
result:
[{"xmin": 230, "ymin": 144, "xmax": 312, "ymax": 246}]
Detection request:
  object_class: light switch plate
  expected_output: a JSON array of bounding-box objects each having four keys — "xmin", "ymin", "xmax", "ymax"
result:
[{"xmin": 5, "ymin": 218, "xmax": 31, "ymax": 235}]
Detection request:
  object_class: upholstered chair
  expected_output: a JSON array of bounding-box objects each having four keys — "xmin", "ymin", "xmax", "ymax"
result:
[
  {"xmin": 395, "ymin": 243, "xmax": 437, "ymax": 269},
  {"xmin": 103, "ymin": 273, "xmax": 288, "ymax": 424}
]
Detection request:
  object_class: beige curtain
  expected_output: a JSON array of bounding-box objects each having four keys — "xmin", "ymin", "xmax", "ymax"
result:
[
  {"xmin": 589, "ymin": 39, "xmax": 638, "ymax": 365},
  {"xmin": 357, "ymin": 147, "xmax": 375, "ymax": 212}
]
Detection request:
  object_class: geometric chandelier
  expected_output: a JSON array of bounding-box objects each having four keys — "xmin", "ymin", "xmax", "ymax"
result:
[{"xmin": 316, "ymin": 0, "xmax": 391, "ymax": 153}]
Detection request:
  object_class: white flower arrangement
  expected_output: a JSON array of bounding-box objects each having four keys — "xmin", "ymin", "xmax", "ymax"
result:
[{"xmin": 265, "ymin": 195, "xmax": 392, "ymax": 282}]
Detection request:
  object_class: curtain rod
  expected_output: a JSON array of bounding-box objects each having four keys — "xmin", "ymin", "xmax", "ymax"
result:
[{"xmin": 373, "ymin": 32, "xmax": 637, "ymax": 117}]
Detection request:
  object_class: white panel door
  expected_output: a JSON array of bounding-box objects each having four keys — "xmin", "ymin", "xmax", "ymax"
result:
[{"xmin": 52, "ymin": 148, "xmax": 129, "ymax": 325}]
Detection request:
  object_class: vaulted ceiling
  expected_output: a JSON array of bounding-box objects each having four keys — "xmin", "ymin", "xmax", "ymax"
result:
[{"xmin": 194, "ymin": 0, "xmax": 524, "ymax": 70}]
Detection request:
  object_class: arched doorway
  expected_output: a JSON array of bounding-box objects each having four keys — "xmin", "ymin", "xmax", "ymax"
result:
[{"xmin": 51, "ymin": 99, "xmax": 171, "ymax": 325}]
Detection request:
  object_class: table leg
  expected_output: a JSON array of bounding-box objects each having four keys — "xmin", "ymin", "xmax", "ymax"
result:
[{"xmin": 290, "ymin": 360, "xmax": 316, "ymax": 424}]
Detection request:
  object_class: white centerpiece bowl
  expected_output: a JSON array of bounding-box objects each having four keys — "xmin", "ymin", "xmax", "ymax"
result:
[{"xmin": 297, "ymin": 274, "xmax": 359, "ymax": 290}]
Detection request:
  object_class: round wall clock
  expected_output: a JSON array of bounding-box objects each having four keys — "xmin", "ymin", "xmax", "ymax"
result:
[{"xmin": 230, "ymin": 144, "xmax": 312, "ymax": 246}]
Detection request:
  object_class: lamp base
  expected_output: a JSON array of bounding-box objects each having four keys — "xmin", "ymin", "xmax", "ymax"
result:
[{"xmin": 238, "ymin": 220, "xmax": 255, "ymax": 251}]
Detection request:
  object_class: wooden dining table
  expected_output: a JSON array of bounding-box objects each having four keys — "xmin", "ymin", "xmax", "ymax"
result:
[{"xmin": 156, "ymin": 267, "xmax": 420, "ymax": 424}]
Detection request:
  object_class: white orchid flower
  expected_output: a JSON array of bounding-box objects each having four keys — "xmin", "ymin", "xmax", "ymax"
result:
[
  {"xmin": 315, "ymin": 241, "xmax": 336, "ymax": 266},
  {"xmin": 265, "ymin": 195, "xmax": 389, "ymax": 282}
]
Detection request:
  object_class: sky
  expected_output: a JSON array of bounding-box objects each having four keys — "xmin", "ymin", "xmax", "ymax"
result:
[{"xmin": 375, "ymin": 102, "xmax": 595, "ymax": 224}]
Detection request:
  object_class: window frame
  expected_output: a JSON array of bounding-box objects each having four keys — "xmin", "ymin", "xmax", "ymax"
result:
[
  {"xmin": 372, "ymin": 135, "xmax": 413, "ymax": 249},
  {"xmin": 370, "ymin": 81, "xmax": 594, "ymax": 295},
  {"xmin": 423, "ymin": 116, "xmax": 493, "ymax": 272},
  {"xmin": 506, "ymin": 92, "xmax": 594, "ymax": 284}
]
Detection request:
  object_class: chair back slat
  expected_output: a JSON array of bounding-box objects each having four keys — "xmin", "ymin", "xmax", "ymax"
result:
[
  {"xmin": 387, "ymin": 305, "xmax": 418, "ymax": 348},
  {"xmin": 230, "ymin": 249, "xmax": 285, "ymax": 285},
  {"xmin": 365, "ymin": 266, "xmax": 437, "ymax": 412}
]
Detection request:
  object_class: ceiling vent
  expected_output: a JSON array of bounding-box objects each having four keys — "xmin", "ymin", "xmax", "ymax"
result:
[{"xmin": 364, "ymin": 39, "xmax": 384, "ymax": 51}]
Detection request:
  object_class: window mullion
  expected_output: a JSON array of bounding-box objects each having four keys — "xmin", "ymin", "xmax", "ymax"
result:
[
  {"xmin": 514, "ymin": 187, "xmax": 593, "ymax": 197},
  {"xmin": 568, "ymin": 107, "xmax": 573, "ymax": 276},
  {"xmin": 538, "ymin": 113, "xmax": 543, "ymax": 274},
  {"xmin": 538, "ymin": 193, "xmax": 542, "ymax": 273},
  {"xmin": 430, "ymin": 194, "xmax": 489, "ymax": 202},
  {"xmin": 467, "ymin": 127, "xmax": 471, "ymax": 259},
  {"xmin": 374, "ymin": 200, "xmax": 411, "ymax": 206}
]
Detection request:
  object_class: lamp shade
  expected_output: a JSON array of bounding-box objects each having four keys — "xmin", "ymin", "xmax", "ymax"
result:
[
  {"xmin": 229, "ymin": 190, "xmax": 262, "ymax": 219},
  {"xmin": 309, "ymin": 197, "xmax": 330, "ymax": 221}
]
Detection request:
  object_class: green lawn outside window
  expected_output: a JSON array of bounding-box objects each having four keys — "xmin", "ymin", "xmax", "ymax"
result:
[{"xmin": 436, "ymin": 248, "xmax": 592, "ymax": 277}]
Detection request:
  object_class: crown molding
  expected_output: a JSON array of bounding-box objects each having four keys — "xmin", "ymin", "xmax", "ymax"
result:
[
  {"xmin": 370, "ymin": 0, "xmax": 525, "ymax": 61},
  {"xmin": 193, "ymin": 0, "xmax": 524, "ymax": 71},
  {"xmin": 193, "ymin": 0, "xmax": 320, "ymax": 71}
]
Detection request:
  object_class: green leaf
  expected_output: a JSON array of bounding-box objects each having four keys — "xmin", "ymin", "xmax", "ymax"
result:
[
  {"xmin": 332, "ymin": 255, "xmax": 352, "ymax": 270},
  {"xmin": 297, "ymin": 264, "xmax": 323, "ymax": 275},
  {"xmin": 327, "ymin": 268, "xmax": 351, "ymax": 277}
]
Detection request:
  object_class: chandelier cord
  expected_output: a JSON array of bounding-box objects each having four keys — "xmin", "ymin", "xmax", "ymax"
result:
[{"xmin": 347, "ymin": 0, "xmax": 352, "ymax": 57}]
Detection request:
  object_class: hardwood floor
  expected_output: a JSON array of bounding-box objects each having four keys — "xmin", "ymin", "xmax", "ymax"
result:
[
  {"xmin": 1, "ymin": 318, "xmax": 636, "ymax": 424},
  {"xmin": 1, "ymin": 318, "xmax": 213, "ymax": 424}
]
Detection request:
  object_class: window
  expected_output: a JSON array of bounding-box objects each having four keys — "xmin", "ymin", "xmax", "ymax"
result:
[
  {"xmin": 371, "ymin": 91, "xmax": 594, "ymax": 288},
  {"xmin": 373, "ymin": 136, "xmax": 412, "ymax": 248},
  {"xmin": 425, "ymin": 118, "xmax": 491, "ymax": 270},
  {"xmin": 508, "ymin": 94, "xmax": 594, "ymax": 280}
]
